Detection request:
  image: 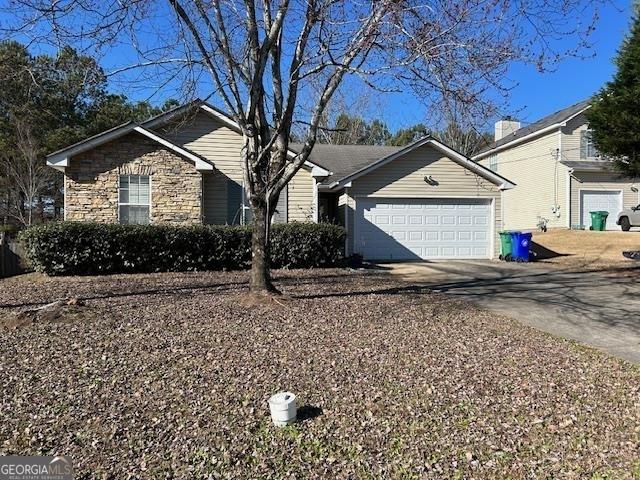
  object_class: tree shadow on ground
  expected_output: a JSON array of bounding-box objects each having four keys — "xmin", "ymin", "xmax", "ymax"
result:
[
  {"xmin": 529, "ymin": 241, "xmax": 572, "ymax": 261},
  {"xmin": 295, "ymin": 263, "xmax": 640, "ymax": 333},
  {"xmin": 297, "ymin": 405, "xmax": 323, "ymax": 422}
]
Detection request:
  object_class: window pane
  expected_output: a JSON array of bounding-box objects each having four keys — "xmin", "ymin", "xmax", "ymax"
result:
[
  {"xmin": 132, "ymin": 206, "xmax": 150, "ymax": 224},
  {"xmin": 130, "ymin": 181, "xmax": 140, "ymax": 204},
  {"xmin": 120, "ymin": 205, "xmax": 130, "ymax": 224},
  {"xmin": 120, "ymin": 205, "xmax": 149, "ymax": 224},
  {"xmin": 139, "ymin": 178, "xmax": 150, "ymax": 203},
  {"xmin": 119, "ymin": 175, "xmax": 150, "ymax": 225}
]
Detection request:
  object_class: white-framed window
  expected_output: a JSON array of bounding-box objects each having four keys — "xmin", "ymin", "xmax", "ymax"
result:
[
  {"xmin": 580, "ymin": 129, "xmax": 599, "ymax": 159},
  {"xmin": 119, "ymin": 175, "xmax": 150, "ymax": 224},
  {"xmin": 488, "ymin": 154, "xmax": 498, "ymax": 172}
]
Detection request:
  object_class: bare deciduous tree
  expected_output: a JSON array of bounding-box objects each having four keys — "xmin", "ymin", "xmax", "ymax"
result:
[
  {"xmin": 3, "ymin": 0, "xmax": 602, "ymax": 294},
  {"xmin": 1, "ymin": 117, "xmax": 53, "ymax": 226}
]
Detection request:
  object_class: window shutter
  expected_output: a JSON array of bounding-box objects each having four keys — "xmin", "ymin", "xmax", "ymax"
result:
[
  {"xmin": 227, "ymin": 180, "xmax": 243, "ymax": 225},
  {"xmin": 580, "ymin": 131, "xmax": 587, "ymax": 159},
  {"xmin": 272, "ymin": 186, "xmax": 288, "ymax": 223}
]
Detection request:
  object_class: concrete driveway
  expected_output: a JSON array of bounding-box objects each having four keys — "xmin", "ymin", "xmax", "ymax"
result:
[{"xmin": 387, "ymin": 261, "xmax": 640, "ymax": 364}]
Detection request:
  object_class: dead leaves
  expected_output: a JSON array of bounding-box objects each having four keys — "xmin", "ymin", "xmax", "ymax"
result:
[{"xmin": 0, "ymin": 269, "xmax": 638, "ymax": 478}]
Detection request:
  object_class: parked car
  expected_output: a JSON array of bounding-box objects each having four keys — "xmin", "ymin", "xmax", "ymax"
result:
[{"xmin": 617, "ymin": 205, "xmax": 640, "ymax": 231}]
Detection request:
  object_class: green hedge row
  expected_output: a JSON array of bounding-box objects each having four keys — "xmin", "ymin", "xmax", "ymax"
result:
[{"xmin": 19, "ymin": 221, "xmax": 346, "ymax": 276}]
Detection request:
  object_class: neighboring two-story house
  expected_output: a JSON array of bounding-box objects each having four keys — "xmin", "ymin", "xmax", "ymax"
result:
[
  {"xmin": 46, "ymin": 99, "xmax": 514, "ymax": 261},
  {"xmin": 473, "ymin": 100, "xmax": 639, "ymax": 230}
]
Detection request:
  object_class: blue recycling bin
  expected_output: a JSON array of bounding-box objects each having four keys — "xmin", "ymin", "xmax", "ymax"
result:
[{"xmin": 510, "ymin": 231, "xmax": 532, "ymax": 262}]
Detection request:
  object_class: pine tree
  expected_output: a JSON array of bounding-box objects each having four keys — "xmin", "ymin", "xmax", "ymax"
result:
[{"xmin": 587, "ymin": 4, "xmax": 640, "ymax": 177}]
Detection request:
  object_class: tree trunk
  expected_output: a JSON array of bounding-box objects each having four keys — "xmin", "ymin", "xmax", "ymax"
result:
[{"xmin": 249, "ymin": 194, "xmax": 278, "ymax": 294}]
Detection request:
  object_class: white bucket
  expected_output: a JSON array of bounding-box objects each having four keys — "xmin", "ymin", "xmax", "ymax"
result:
[{"xmin": 268, "ymin": 392, "xmax": 297, "ymax": 427}]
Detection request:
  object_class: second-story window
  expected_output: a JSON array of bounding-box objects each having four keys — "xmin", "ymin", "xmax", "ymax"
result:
[
  {"xmin": 488, "ymin": 155, "xmax": 498, "ymax": 172},
  {"xmin": 580, "ymin": 130, "xmax": 599, "ymax": 159}
]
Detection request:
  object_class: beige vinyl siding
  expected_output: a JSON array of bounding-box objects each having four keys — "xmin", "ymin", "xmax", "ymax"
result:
[
  {"xmin": 156, "ymin": 112, "xmax": 245, "ymax": 224},
  {"xmin": 569, "ymin": 171, "xmax": 639, "ymax": 227},
  {"xmin": 561, "ymin": 112, "xmax": 590, "ymax": 162},
  {"xmin": 344, "ymin": 144, "xmax": 502, "ymax": 256},
  {"xmin": 159, "ymin": 112, "xmax": 245, "ymax": 181},
  {"xmin": 288, "ymin": 165, "xmax": 315, "ymax": 222},
  {"xmin": 479, "ymin": 129, "xmax": 566, "ymax": 230}
]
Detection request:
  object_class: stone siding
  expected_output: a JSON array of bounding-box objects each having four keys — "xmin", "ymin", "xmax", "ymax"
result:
[{"xmin": 65, "ymin": 133, "xmax": 202, "ymax": 224}]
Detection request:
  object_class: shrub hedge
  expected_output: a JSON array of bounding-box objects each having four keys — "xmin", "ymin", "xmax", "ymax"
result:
[{"xmin": 19, "ymin": 221, "xmax": 346, "ymax": 276}]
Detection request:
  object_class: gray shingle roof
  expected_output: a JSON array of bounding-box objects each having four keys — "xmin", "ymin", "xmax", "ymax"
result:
[
  {"xmin": 289, "ymin": 143, "xmax": 404, "ymax": 184},
  {"xmin": 476, "ymin": 99, "xmax": 591, "ymax": 156},
  {"xmin": 560, "ymin": 160, "xmax": 614, "ymax": 172}
]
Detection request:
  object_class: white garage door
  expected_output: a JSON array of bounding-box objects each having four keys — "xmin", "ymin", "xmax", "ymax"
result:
[
  {"xmin": 355, "ymin": 198, "xmax": 492, "ymax": 260},
  {"xmin": 580, "ymin": 190, "xmax": 622, "ymax": 230}
]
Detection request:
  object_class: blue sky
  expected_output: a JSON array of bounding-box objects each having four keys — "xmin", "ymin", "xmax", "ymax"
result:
[
  {"xmin": 0, "ymin": 0, "xmax": 633, "ymax": 133},
  {"xmin": 384, "ymin": 0, "xmax": 633, "ymax": 131}
]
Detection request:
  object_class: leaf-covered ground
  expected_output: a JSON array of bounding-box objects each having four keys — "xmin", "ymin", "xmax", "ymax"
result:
[{"xmin": 1, "ymin": 269, "xmax": 639, "ymax": 479}]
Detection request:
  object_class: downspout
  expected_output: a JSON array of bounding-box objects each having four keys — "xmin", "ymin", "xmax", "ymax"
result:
[
  {"xmin": 63, "ymin": 173, "xmax": 67, "ymax": 221},
  {"xmin": 566, "ymin": 168, "xmax": 572, "ymax": 229},
  {"xmin": 344, "ymin": 188, "xmax": 350, "ymax": 256},
  {"xmin": 313, "ymin": 178, "xmax": 319, "ymax": 223},
  {"xmin": 567, "ymin": 168, "xmax": 575, "ymax": 228}
]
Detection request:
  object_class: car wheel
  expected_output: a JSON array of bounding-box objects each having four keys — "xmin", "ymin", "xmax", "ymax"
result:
[{"xmin": 620, "ymin": 217, "xmax": 631, "ymax": 232}]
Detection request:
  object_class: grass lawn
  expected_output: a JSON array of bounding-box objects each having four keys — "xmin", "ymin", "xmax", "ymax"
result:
[
  {"xmin": 532, "ymin": 229, "xmax": 640, "ymax": 268},
  {"xmin": 1, "ymin": 269, "xmax": 639, "ymax": 478}
]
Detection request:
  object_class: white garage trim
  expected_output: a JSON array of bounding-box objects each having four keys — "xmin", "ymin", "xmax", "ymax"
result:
[
  {"xmin": 579, "ymin": 189, "xmax": 623, "ymax": 230},
  {"xmin": 354, "ymin": 196, "xmax": 495, "ymax": 260}
]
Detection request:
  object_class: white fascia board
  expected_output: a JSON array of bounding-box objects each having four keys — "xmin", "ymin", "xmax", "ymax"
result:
[
  {"xmin": 284, "ymin": 148, "xmax": 332, "ymax": 176},
  {"xmin": 47, "ymin": 156, "xmax": 69, "ymax": 169},
  {"xmin": 330, "ymin": 137, "xmax": 515, "ymax": 191},
  {"xmin": 310, "ymin": 164, "xmax": 330, "ymax": 177},
  {"xmin": 473, "ymin": 105, "xmax": 591, "ymax": 161},
  {"xmin": 132, "ymin": 127, "xmax": 213, "ymax": 171},
  {"xmin": 199, "ymin": 104, "xmax": 242, "ymax": 132},
  {"xmin": 317, "ymin": 181, "xmax": 339, "ymax": 191},
  {"xmin": 46, "ymin": 125, "xmax": 213, "ymax": 172},
  {"xmin": 562, "ymin": 105, "xmax": 591, "ymax": 127},
  {"xmin": 46, "ymin": 125, "xmax": 133, "ymax": 165},
  {"xmin": 330, "ymin": 137, "xmax": 433, "ymax": 189},
  {"xmin": 427, "ymin": 139, "xmax": 516, "ymax": 190}
]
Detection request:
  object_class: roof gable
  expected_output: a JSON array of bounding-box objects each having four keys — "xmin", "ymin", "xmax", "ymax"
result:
[
  {"xmin": 142, "ymin": 99, "xmax": 242, "ymax": 133},
  {"xmin": 47, "ymin": 99, "xmax": 331, "ymax": 176},
  {"xmin": 312, "ymin": 137, "xmax": 515, "ymax": 190},
  {"xmin": 46, "ymin": 123, "xmax": 214, "ymax": 172}
]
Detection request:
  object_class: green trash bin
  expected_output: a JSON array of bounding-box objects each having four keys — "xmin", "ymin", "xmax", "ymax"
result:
[
  {"xmin": 589, "ymin": 211, "xmax": 609, "ymax": 231},
  {"xmin": 499, "ymin": 231, "xmax": 514, "ymax": 261}
]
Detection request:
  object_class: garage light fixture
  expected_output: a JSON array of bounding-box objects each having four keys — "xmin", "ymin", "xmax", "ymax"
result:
[{"xmin": 424, "ymin": 175, "xmax": 439, "ymax": 186}]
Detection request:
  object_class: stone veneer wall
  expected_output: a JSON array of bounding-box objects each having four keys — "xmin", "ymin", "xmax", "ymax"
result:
[{"xmin": 65, "ymin": 133, "xmax": 202, "ymax": 224}]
